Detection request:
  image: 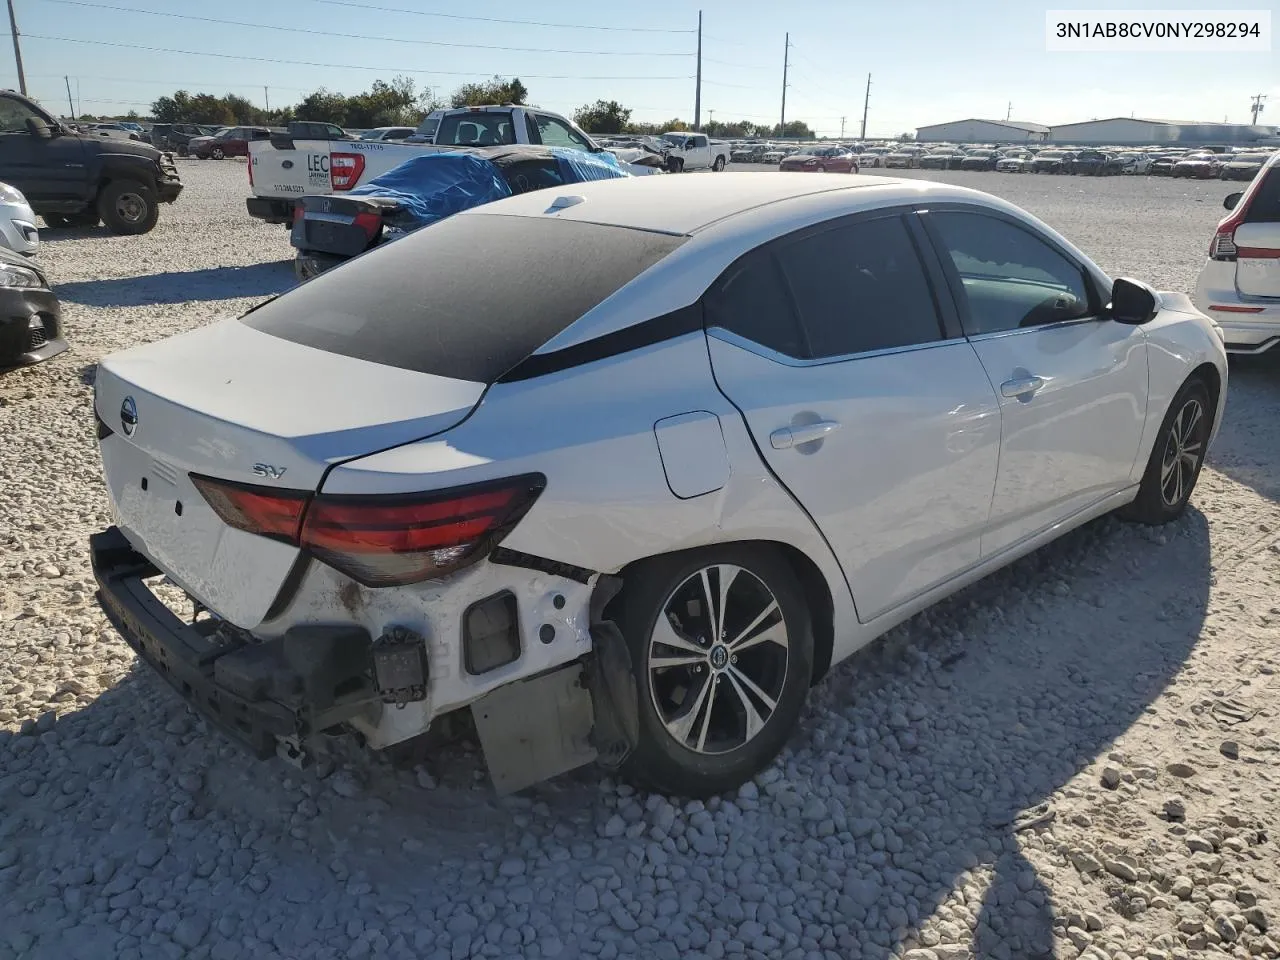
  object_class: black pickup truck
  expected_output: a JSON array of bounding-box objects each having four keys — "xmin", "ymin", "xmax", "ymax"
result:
[{"xmin": 0, "ymin": 91, "xmax": 182, "ymax": 234}]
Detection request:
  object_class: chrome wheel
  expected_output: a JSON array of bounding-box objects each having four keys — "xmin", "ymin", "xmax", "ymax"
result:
[
  {"xmin": 647, "ymin": 564, "xmax": 789, "ymax": 756},
  {"xmin": 1159, "ymin": 397, "xmax": 1205, "ymax": 507},
  {"xmin": 114, "ymin": 192, "xmax": 146, "ymax": 225}
]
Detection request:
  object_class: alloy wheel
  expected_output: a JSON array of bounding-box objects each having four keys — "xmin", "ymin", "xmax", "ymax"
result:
[
  {"xmin": 1159, "ymin": 397, "xmax": 1206, "ymax": 507},
  {"xmin": 647, "ymin": 564, "xmax": 789, "ymax": 755}
]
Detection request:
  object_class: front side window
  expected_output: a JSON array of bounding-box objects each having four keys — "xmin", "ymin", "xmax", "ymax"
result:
[
  {"xmin": 929, "ymin": 211, "xmax": 1093, "ymax": 335},
  {"xmin": 0, "ymin": 98, "xmax": 45, "ymax": 134},
  {"xmin": 535, "ymin": 115, "xmax": 592, "ymax": 152},
  {"xmin": 774, "ymin": 216, "xmax": 944, "ymax": 358}
]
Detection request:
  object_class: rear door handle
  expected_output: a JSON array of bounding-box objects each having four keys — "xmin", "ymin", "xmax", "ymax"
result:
[
  {"xmin": 770, "ymin": 420, "xmax": 841, "ymax": 450},
  {"xmin": 1000, "ymin": 376, "xmax": 1045, "ymax": 399}
]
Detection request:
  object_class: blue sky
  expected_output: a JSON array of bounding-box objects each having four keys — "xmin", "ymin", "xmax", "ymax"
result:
[{"xmin": 4, "ymin": 0, "xmax": 1276, "ymax": 137}]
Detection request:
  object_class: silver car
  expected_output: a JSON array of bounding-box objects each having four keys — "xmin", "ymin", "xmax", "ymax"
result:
[{"xmin": 0, "ymin": 181, "xmax": 38, "ymax": 256}]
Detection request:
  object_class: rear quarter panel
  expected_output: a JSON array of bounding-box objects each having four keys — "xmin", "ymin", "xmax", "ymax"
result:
[{"xmin": 322, "ymin": 334, "xmax": 861, "ymax": 663}]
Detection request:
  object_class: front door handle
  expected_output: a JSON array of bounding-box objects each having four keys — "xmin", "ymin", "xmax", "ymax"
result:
[
  {"xmin": 1000, "ymin": 376, "xmax": 1045, "ymax": 400},
  {"xmin": 770, "ymin": 420, "xmax": 841, "ymax": 450}
]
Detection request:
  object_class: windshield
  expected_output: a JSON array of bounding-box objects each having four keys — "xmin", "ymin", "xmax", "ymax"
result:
[
  {"xmin": 434, "ymin": 113, "xmax": 516, "ymax": 147},
  {"xmin": 243, "ymin": 214, "xmax": 687, "ymax": 383}
]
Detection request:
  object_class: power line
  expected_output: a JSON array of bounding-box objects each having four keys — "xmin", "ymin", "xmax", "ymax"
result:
[
  {"xmin": 37, "ymin": 0, "xmax": 690, "ymax": 56},
  {"xmin": 27, "ymin": 71, "xmax": 313, "ymax": 91},
  {"xmin": 307, "ymin": 0, "xmax": 693, "ymax": 33},
  {"xmin": 22, "ymin": 34, "xmax": 693, "ymax": 80}
]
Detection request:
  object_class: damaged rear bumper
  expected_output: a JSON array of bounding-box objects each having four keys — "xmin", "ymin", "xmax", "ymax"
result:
[{"xmin": 90, "ymin": 526, "xmax": 382, "ymax": 759}]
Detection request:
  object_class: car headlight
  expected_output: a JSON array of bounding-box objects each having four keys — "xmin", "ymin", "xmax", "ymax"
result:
[
  {"xmin": 0, "ymin": 183, "xmax": 27, "ymax": 205},
  {"xmin": 0, "ymin": 263, "xmax": 45, "ymax": 289}
]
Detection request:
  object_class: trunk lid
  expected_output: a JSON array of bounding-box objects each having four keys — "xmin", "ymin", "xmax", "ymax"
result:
[{"xmin": 94, "ymin": 317, "xmax": 486, "ymax": 626}]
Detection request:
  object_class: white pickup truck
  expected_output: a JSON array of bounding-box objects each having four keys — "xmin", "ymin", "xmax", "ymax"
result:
[
  {"xmin": 247, "ymin": 105, "xmax": 633, "ymax": 224},
  {"xmin": 657, "ymin": 133, "xmax": 730, "ymax": 173}
]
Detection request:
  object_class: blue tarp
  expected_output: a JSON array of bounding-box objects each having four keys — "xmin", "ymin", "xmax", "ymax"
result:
[
  {"xmin": 348, "ymin": 147, "xmax": 627, "ymax": 229},
  {"xmin": 348, "ymin": 152, "xmax": 511, "ymax": 229}
]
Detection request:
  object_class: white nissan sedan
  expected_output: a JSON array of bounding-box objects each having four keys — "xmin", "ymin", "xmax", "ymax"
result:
[{"xmin": 90, "ymin": 174, "xmax": 1227, "ymax": 797}]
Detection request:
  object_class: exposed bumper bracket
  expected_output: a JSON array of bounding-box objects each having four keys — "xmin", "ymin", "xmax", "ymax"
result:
[{"xmin": 91, "ymin": 526, "xmax": 379, "ymax": 760}]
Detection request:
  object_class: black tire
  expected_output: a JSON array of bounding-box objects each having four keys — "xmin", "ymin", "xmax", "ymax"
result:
[
  {"xmin": 1119, "ymin": 377, "xmax": 1213, "ymax": 525},
  {"xmin": 712, "ymin": 156, "xmax": 726, "ymax": 172},
  {"xmin": 294, "ymin": 251, "xmax": 344, "ymax": 282},
  {"xmin": 616, "ymin": 544, "xmax": 814, "ymax": 797},
  {"xmin": 211, "ymin": 147, "xmax": 225, "ymax": 160},
  {"xmin": 665, "ymin": 157, "xmax": 684, "ymax": 174},
  {"xmin": 98, "ymin": 180, "xmax": 158, "ymax": 235}
]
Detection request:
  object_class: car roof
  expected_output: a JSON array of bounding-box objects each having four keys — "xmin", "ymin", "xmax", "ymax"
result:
[{"xmin": 465, "ymin": 172, "xmax": 906, "ymax": 235}]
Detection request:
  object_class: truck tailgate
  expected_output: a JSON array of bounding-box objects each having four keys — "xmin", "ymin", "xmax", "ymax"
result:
[{"xmin": 249, "ymin": 139, "xmax": 450, "ymax": 200}]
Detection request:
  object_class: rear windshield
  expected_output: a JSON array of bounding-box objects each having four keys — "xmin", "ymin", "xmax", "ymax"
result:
[
  {"xmin": 243, "ymin": 213, "xmax": 686, "ymax": 382},
  {"xmin": 435, "ymin": 113, "xmax": 516, "ymax": 147}
]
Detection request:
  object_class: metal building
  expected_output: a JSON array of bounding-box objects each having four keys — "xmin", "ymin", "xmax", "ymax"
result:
[
  {"xmin": 914, "ymin": 119, "xmax": 1050, "ymax": 143},
  {"xmin": 1048, "ymin": 118, "xmax": 1275, "ymax": 145}
]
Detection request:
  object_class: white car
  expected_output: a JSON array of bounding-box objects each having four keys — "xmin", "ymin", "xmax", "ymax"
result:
[
  {"xmin": 91, "ymin": 174, "xmax": 1227, "ymax": 797},
  {"xmin": 0, "ymin": 181, "xmax": 39, "ymax": 255},
  {"xmin": 1194, "ymin": 150, "xmax": 1280, "ymax": 354},
  {"xmin": 994, "ymin": 156, "xmax": 1030, "ymax": 173}
]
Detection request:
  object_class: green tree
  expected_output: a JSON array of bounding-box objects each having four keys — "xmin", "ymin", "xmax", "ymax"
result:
[
  {"xmin": 573, "ymin": 99, "xmax": 631, "ymax": 134},
  {"xmin": 770, "ymin": 120, "xmax": 814, "ymax": 139},
  {"xmin": 450, "ymin": 76, "xmax": 528, "ymax": 108},
  {"xmin": 294, "ymin": 88, "xmax": 350, "ymax": 125}
]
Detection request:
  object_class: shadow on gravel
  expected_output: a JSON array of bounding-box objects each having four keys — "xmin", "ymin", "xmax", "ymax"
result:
[
  {"xmin": 796, "ymin": 506, "xmax": 1212, "ymax": 959},
  {"xmin": 1208, "ymin": 354, "xmax": 1280, "ymax": 503},
  {"xmin": 0, "ymin": 509, "xmax": 1210, "ymax": 960},
  {"xmin": 54, "ymin": 262, "xmax": 294, "ymax": 308}
]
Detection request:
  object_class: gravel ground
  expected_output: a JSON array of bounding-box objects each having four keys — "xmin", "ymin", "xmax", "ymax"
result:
[{"xmin": 1, "ymin": 160, "xmax": 1278, "ymax": 960}]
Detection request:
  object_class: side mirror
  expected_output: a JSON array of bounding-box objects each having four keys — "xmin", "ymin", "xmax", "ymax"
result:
[
  {"xmin": 1223, "ymin": 192, "xmax": 1242, "ymax": 211},
  {"xmin": 25, "ymin": 116, "xmax": 53, "ymax": 138},
  {"xmin": 1109, "ymin": 277, "xmax": 1158, "ymax": 325}
]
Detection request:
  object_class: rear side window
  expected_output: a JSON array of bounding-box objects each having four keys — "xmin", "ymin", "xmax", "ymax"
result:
[
  {"xmin": 435, "ymin": 114, "xmax": 515, "ymax": 147},
  {"xmin": 706, "ymin": 249, "xmax": 807, "ymax": 358},
  {"xmin": 1242, "ymin": 168, "xmax": 1280, "ymax": 223},
  {"xmin": 243, "ymin": 214, "xmax": 686, "ymax": 383},
  {"xmin": 774, "ymin": 216, "xmax": 944, "ymax": 358}
]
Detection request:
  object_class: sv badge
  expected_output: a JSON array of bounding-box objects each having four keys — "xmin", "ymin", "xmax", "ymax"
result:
[{"xmin": 252, "ymin": 463, "xmax": 288, "ymax": 480}]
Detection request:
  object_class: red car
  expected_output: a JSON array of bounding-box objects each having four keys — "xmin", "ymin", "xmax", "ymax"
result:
[
  {"xmin": 188, "ymin": 126, "xmax": 272, "ymax": 160},
  {"xmin": 779, "ymin": 146, "xmax": 860, "ymax": 173}
]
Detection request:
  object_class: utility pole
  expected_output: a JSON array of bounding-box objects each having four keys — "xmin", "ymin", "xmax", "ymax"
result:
[
  {"xmin": 7, "ymin": 0, "xmax": 27, "ymax": 96},
  {"xmin": 840, "ymin": 116, "xmax": 846, "ymax": 138},
  {"xmin": 780, "ymin": 32, "xmax": 790, "ymax": 134},
  {"xmin": 264, "ymin": 86, "xmax": 270, "ymax": 112},
  {"xmin": 64, "ymin": 76, "xmax": 74, "ymax": 118},
  {"xmin": 1250, "ymin": 93, "xmax": 1266, "ymax": 124},
  {"xmin": 860, "ymin": 73, "xmax": 871, "ymax": 139},
  {"xmin": 1006, "ymin": 101, "xmax": 1012, "ymax": 121},
  {"xmin": 693, "ymin": 10, "xmax": 702, "ymax": 130},
  {"xmin": 707, "ymin": 108, "xmax": 715, "ymax": 133}
]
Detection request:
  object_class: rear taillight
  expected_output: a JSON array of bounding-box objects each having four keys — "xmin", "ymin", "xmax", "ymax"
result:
[
  {"xmin": 1211, "ymin": 216, "xmax": 1241, "ymax": 261},
  {"xmin": 248, "ymin": 155, "xmax": 254, "ymax": 187},
  {"xmin": 330, "ymin": 152, "xmax": 366, "ymax": 191},
  {"xmin": 292, "ymin": 203, "xmax": 305, "ymax": 225},
  {"xmin": 191, "ymin": 473, "xmax": 545, "ymax": 587},
  {"xmin": 353, "ymin": 210, "xmax": 382, "ymax": 240},
  {"xmin": 190, "ymin": 475, "xmax": 309, "ymax": 543}
]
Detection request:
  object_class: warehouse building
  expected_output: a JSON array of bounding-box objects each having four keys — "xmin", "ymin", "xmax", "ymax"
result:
[
  {"xmin": 1048, "ymin": 117, "xmax": 1275, "ymax": 145},
  {"xmin": 914, "ymin": 119, "xmax": 1050, "ymax": 143}
]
